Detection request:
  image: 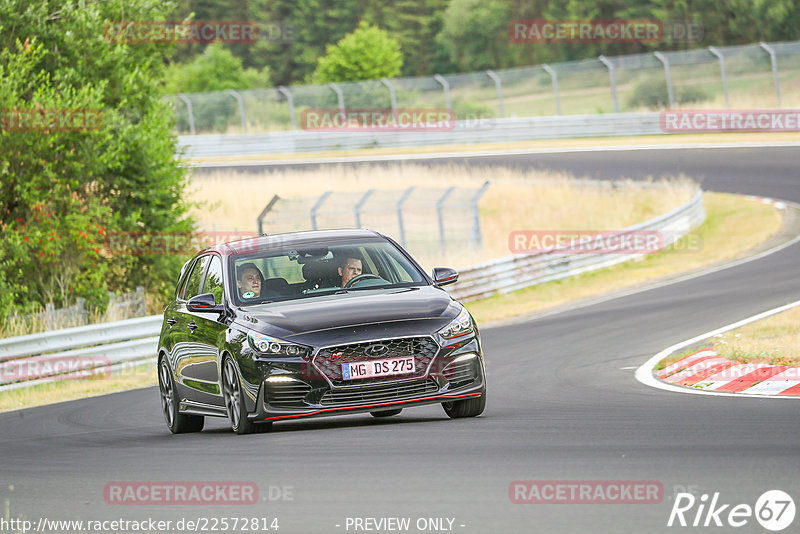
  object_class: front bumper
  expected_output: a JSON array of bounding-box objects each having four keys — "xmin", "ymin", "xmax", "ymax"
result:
[{"xmin": 247, "ymin": 339, "xmax": 485, "ymax": 422}]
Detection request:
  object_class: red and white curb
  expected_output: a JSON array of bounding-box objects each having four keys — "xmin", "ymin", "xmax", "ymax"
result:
[
  {"xmin": 636, "ymin": 299, "xmax": 800, "ymax": 399},
  {"xmin": 657, "ymin": 348, "xmax": 800, "ymax": 396}
]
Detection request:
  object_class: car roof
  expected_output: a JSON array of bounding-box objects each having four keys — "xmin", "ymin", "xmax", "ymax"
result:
[{"xmin": 205, "ymin": 229, "xmax": 385, "ymax": 256}]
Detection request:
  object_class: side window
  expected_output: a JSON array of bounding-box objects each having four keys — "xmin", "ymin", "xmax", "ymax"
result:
[
  {"xmin": 181, "ymin": 256, "xmax": 209, "ymax": 300},
  {"xmin": 203, "ymin": 256, "xmax": 225, "ymax": 304}
]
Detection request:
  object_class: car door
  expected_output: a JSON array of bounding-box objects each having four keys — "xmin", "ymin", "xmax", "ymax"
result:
[{"xmin": 167, "ymin": 254, "xmax": 222, "ymax": 406}]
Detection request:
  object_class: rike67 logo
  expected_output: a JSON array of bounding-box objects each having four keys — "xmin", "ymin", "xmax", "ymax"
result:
[{"xmin": 668, "ymin": 490, "xmax": 795, "ymax": 531}]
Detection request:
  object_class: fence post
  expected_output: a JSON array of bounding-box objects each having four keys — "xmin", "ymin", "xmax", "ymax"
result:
[
  {"xmin": 277, "ymin": 86, "xmax": 297, "ymax": 130},
  {"xmin": 257, "ymin": 195, "xmax": 281, "ymax": 235},
  {"xmin": 759, "ymin": 42, "xmax": 782, "ymax": 107},
  {"xmin": 136, "ymin": 286, "xmax": 146, "ymax": 315},
  {"xmin": 653, "ymin": 52, "xmax": 675, "ymax": 109},
  {"xmin": 227, "ymin": 89, "xmax": 247, "ymax": 132},
  {"xmin": 76, "ymin": 297, "xmax": 87, "ymax": 325},
  {"xmin": 436, "ymin": 187, "xmax": 456, "ymax": 254},
  {"xmin": 433, "ymin": 74, "xmax": 452, "ymax": 112},
  {"xmin": 542, "ymin": 64, "xmax": 561, "ymax": 115},
  {"xmin": 486, "ymin": 70, "xmax": 505, "ymax": 118},
  {"xmin": 471, "ymin": 181, "xmax": 490, "ymax": 249},
  {"xmin": 310, "ymin": 191, "xmax": 332, "ymax": 231},
  {"xmin": 396, "ymin": 187, "xmax": 415, "ymax": 247},
  {"xmin": 44, "ymin": 303, "xmax": 55, "ymax": 331},
  {"xmin": 176, "ymin": 94, "xmax": 196, "ymax": 135},
  {"xmin": 380, "ymin": 78, "xmax": 398, "ymax": 115},
  {"xmin": 597, "ymin": 56, "xmax": 619, "ymax": 113},
  {"xmin": 354, "ymin": 189, "xmax": 374, "ymax": 228},
  {"xmin": 708, "ymin": 47, "xmax": 729, "ymax": 108},
  {"xmin": 328, "ymin": 83, "xmax": 345, "ymax": 118}
]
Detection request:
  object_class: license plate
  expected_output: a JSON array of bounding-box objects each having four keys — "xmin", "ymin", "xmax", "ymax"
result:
[{"xmin": 342, "ymin": 356, "xmax": 415, "ymax": 380}]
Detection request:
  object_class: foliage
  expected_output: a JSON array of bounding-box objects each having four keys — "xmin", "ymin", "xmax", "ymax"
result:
[
  {"xmin": 627, "ymin": 76, "xmax": 709, "ymax": 109},
  {"xmin": 163, "ymin": 44, "xmax": 271, "ymax": 94},
  {"xmin": 312, "ymin": 22, "xmax": 403, "ymax": 84},
  {"xmin": 0, "ymin": 0, "xmax": 194, "ymax": 323}
]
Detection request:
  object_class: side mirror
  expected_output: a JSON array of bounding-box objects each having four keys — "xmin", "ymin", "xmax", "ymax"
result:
[
  {"xmin": 187, "ymin": 292, "xmax": 223, "ymax": 313},
  {"xmin": 432, "ymin": 267, "xmax": 459, "ymax": 287}
]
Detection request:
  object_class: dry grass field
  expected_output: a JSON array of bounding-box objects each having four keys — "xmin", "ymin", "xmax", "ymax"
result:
[{"xmin": 188, "ymin": 164, "xmax": 697, "ymax": 271}]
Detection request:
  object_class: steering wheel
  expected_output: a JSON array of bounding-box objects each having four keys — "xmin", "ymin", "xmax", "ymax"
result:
[{"xmin": 344, "ymin": 273, "xmax": 382, "ymax": 288}]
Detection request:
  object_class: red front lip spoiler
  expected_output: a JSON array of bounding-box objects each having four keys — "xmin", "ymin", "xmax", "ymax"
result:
[{"xmin": 261, "ymin": 392, "xmax": 482, "ymax": 422}]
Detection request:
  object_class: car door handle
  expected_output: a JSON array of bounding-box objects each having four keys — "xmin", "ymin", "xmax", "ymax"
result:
[
  {"xmin": 187, "ymin": 322, "xmax": 198, "ymax": 332},
  {"xmin": 166, "ymin": 318, "xmax": 177, "ymax": 327}
]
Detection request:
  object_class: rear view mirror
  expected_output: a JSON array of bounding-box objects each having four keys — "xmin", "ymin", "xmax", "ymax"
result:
[
  {"xmin": 187, "ymin": 292, "xmax": 223, "ymax": 312},
  {"xmin": 432, "ymin": 267, "xmax": 458, "ymax": 287}
]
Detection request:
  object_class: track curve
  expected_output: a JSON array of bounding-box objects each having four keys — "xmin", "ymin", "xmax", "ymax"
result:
[{"xmin": 2, "ymin": 146, "xmax": 798, "ymax": 534}]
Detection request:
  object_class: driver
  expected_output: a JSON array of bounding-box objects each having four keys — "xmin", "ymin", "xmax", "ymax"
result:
[
  {"xmin": 338, "ymin": 256, "xmax": 362, "ymax": 288},
  {"xmin": 237, "ymin": 262, "xmax": 263, "ymax": 299}
]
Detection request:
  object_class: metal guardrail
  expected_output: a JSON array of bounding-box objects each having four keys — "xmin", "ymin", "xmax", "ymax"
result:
[
  {"xmin": 0, "ymin": 189, "xmax": 704, "ymax": 390},
  {"xmin": 447, "ymin": 190, "xmax": 705, "ymax": 301},
  {"xmin": 178, "ymin": 112, "xmax": 665, "ymax": 158}
]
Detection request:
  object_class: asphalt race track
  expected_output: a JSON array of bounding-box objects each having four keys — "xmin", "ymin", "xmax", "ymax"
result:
[{"xmin": 1, "ymin": 146, "xmax": 798, "ymax": 533}]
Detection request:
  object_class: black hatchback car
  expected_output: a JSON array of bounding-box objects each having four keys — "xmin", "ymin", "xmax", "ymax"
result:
[{"xmin": 157, "ymin": 229, "xmax": 486, "ymax": 434}]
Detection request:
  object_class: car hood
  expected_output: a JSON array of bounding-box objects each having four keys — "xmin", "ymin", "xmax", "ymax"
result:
[{"xmin": 233, "ymin": 286, "xmax": 458, "ymax": 339}]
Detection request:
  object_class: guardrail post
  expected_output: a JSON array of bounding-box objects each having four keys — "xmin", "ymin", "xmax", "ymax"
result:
[
  {"xmin": 759, "ymin": 42, "xmax": 782, "ymax": 107},
  {"xmin": 380, "ymin": 78, "xmax": 398, "ymax": 115},
  {"xmin": 433, "ymin": 74, "xmax": 452, "ymax": 113},
  {"xmin": 708, "ymin": 47, "xmax": 729, "ymax": 108},
  {"xmin": 436, "ymin": 187, "xmax": 455, "ymax": 254},
  {"xmin": 328, "ymin": 82, "xmax": 345, "ymax": 119},
  {"xmin": 542, "ymin": 64, "xmax": 561, "ymax": 115},
  {"xmin": 227, "ymin": 89, "xmax": 247, "ymax": 132},
  {"xmin": 471, "ymin": 181, "xmax": 490, "ymax": 249},
  {"xmin": 653, "ymin": 52, "xmax": 675, "ymax": 109},
  {"xmin": 310, "ymin": 191, "xmax": 331, "ymax": 231},
  {"xmin": 176, "ymin": 94, "xmax": 196, "ymax": 135},
  {"xmin": 257, "ymin": 195, "xmax": 281, "ymax": 235},
  {"xmin": 597, "ymin": 56, "xmax": 619, "ymax": 113},
  {"xmin": 354, "ymin": 189, "xmax": 374, "ymax": 228},
  {"xmin": 486, "ymin": 70, "xmax": 505, "ymax": 118},
  {"xmin": 277, "ymin": 86, "xmax": 297, "ymax": 130},
  {"xmin": 396, "ymin": 187, "xmax": 415, "ymax": 247}
]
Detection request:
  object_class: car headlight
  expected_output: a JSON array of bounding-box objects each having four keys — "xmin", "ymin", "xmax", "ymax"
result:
[
  {"xmin": 248, "ymin": 331, "xmax": 311, "ymax": 358},
  {"xmin": 437, "ymin": 308, "xmax": 474, "ymax": 340}
]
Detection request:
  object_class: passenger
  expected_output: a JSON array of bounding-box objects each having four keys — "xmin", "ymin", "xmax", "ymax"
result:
[
  {"xmin": 338, "ymin": 256, "xmax": 362, "ymax": 288},
  {"xmin": 237, "ymin": 263, "xmax": 263, "ymax": 299}
]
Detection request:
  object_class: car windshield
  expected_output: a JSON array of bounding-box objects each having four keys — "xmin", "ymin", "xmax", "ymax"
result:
[{"xmin": 229, "ymin": 238, "xmax": 427, "ymax": 305}]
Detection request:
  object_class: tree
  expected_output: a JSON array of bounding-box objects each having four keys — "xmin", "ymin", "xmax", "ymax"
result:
[
  {"xmin": 163, "ymin": 44, "xmax": 271, "ymax": 94},
  {"xmin": 435, "ymin": 0, "xmax": 513, "ymax": 72},
  {"xmin": 312, "ymin": 21, "xmax": 403, "ymax": 83},
  {"xmin": 0, "ymin": 0, "xmax": 195, "ymax": 321}
]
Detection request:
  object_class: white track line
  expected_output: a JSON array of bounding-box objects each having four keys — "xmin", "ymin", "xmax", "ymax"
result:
[{"xmin": 635, "ymin": 300, "xmax": 800, "ymax": 399}]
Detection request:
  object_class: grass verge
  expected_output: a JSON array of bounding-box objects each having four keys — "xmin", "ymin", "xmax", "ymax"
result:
[
  {"xmin": 0, "ymin": 363, "xmax": 156, "ymax": 413},
  {"xmin": 465, "ymin": 192, "xmax": 782, "ymax": 325}
]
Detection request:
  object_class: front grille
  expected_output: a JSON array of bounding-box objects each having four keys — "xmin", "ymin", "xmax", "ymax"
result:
[
  {"xmin": 319, "ymin": 378, "xmax": 439, "ymax": 406},
  {"xmin": 265, "ymin": 379, "xmax": 312, "ymax": 408},
  {"xmin": 314, "ymin": 337, "xmax": 439, "ymax": 386},
  {"xmin": 443, "ymin": 357, "xmax": 477, "ymax": 386}
]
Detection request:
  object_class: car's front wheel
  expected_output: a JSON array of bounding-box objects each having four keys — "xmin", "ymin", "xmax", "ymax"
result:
[
  {"xmin": 442, "ymin": 389, "xmax": 486, "ymax": 418},
  {"xmin": 222, "ymin": 358, "xmax": 256, "ymax": 435},
  {"xmin": 159, "ymin": 358, "xmax": 204, "ymax": 433}
]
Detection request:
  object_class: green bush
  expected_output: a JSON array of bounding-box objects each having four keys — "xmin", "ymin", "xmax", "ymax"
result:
[{"xmin": 627, "ymin": 76, "xmax": 709, "ymax": 110}]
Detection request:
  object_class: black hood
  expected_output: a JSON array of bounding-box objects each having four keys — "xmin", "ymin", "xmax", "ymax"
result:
[{"xmin": 232, "ymin": 286, "xmax": 458, "ymax": 339}]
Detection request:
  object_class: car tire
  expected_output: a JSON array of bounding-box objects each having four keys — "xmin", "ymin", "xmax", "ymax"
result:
[
  {"xmin": 442, "ymin": 389, "xmax": 486, "ymax": 419},
  {"xmin": 159, "ymin": 357, "xmax": 204, "ymax": 434},
  {"xmin": 370, "ymin": 408, "xmax": 403, "ymax": 418},
  {"xmin": 222, "ymin": 357, "xmax": 256, "ymax": 435}
]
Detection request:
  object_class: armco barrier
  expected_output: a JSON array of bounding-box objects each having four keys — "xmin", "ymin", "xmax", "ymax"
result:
[
  {"xmin": 0, "ymin": 189, "xmax": 704, "ymax": 389},
  {"xmin": 178, "ymin": 113, "xmax": 665, "ymax": 158},
  {"xmin": 446, "ymin": 190, "xmax": 705, "ymax": 301}
]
